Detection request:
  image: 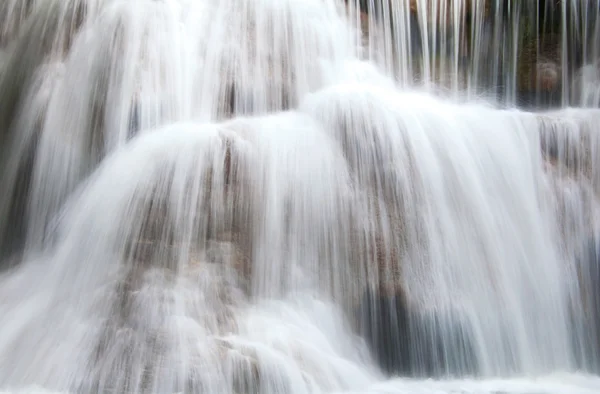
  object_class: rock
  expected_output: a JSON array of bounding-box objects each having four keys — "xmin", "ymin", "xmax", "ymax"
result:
[
  {"xmin": 571, "ymin": 237, "xmax": 600, "ymax": 371},
  {"xmin": 356, "ymin": 285, "xmax": 478, "ymax": 377},
  {"xmin": 520, "ymin": 58, "xmax": 561, "ymax": 101},
  {"xmin": 125, "ymin": 129, "xmax": 252, "ymax": 258},
  {"xmin": 127, "ymin": 232, "xmax": 252, "ymax": 292},
  {"xmin": 205, "ymin": 233, "xmax": 252, "ymax": 289},
  {"xmin": 218, "ymin": 52, "xmax": 296, "ymax": 120},
  {"xmin": 343, "ymin": 191, "xmax": 409, "ymax": 309},
  {"xmin": 127, "ymin": 100, "xmax": 140, "ymax": 139},
  {"xmin": 538, "ymin": 112, "xmax": 597, "ymax": 179},
  {"xmin": 536, "ymin": 61, "xmax": 561, "ymax": 92},
  {"xmin": 357, "ymin": 286, "xmax": 412, "ymax": 375},
  {"xmin": 517, "ymin": 32, "xmax": 563, "ymax": 109},
  {"xmin": 515, "ymin": 1, "xmax": 599, "ymax": 107},
  {"xmin": 217, "ymin": 340, "xmax": 261, "ymax": 394}
]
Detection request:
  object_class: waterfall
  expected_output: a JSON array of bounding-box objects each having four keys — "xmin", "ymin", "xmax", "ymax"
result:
[{"xmin": 1, "ymin": 0, "xmax": 600, "ymax": 393}]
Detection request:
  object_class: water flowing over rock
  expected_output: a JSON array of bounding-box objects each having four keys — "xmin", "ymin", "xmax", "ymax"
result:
[{"xmin": 1, "ymin": 1, "xmax": 600, "ymax": 394}]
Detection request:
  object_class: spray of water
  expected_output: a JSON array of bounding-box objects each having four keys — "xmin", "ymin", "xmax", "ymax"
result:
[{"xmin": 1, "ymin": 0, "xmax": 600, "ymax": 393}]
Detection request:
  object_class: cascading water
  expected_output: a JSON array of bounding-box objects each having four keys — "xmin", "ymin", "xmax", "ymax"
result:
[{"xmin": 1, "ymin": 0, "xmax": 600, "ymax": 393}]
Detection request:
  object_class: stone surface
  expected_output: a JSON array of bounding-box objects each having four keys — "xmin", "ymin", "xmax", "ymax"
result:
[{"xmin": 356, "ymin": 286, "xmax": 478, "ymax": 377}]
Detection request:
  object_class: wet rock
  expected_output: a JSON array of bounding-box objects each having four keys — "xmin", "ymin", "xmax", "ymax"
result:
[
  {"xmin": 216, "ymin": 340, "xmax": 261, "ymax": 394},
  {"xmin": 356, "ymin": 285, "xmax": 478, "ymax": 377},
  {"xmin": 538, "ymin": 113, "xmax": 597, "ymax": 179},
  {"xmin": 127, "ymin": 100, "xmax": 140, "ymax": 139},
  {"xmin": 519, "ymin": 59, "xmax": 562, "ymax": 108},
  {"xmin": 343, "ymin": 192, "xmax": 410, "ymax": 309},
  {"xmin": 215, "ymin": 337, "xmax": 303, "ymax": 394},
  {"xmin": 218, "ymin": 38, "xmax": 297, "ymax": 120},
  {"xmin": 357, "ymin": 285, "xmax": 412, "ymax": 375},
  {"xmin": 125, "ymin": 130, "xmax": 253, "ymax": 268},
  {"xmin": 577, "ymin": 239, "xmax": 600, "ymax": 316},
  {"xmin": 515, "ymin": 1, "xmax": 598, "ymax": 108},
  {"xmin": 571, "ymin": 237, "xmax": 600, "ymax": 371},
  {"xmin": 536, "ymin": 61, "xmax": 561, "ymax": 92},
  {"xmin": 517, "ymin": 33, "xmax": 563, "ymax": 109},
  {"xmin": 127, "ymin": 232, "xmax": 252, "ymax": 295},
  {"xmin": 205, "ymin": 233, "xmax": 252, "ymax": 290}
]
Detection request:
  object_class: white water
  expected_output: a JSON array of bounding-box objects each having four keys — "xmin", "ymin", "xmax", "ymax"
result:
[{"xmin": 1, "ymin": 0, "xmax": 600, "ymax": 393}]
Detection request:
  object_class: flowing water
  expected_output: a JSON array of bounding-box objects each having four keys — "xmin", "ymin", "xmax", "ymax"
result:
[{"xmin": 1, "ymin": 0, "xmax": 600, "ymax": 393}]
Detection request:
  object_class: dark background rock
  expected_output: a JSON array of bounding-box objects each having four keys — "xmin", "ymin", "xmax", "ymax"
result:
[
  {"xmin": 348, "ymin": 0, "xmax": 600, "ymax": 110},
  {"xmin": 357, "ymin": 286, "xmax": 478, "ymax": 377}
]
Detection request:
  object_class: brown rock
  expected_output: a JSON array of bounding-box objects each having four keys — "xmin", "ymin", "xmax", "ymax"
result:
[
  {"xmin": 352, "ymin": 194, "xmax": 409, "ymax": 305},
  {"xmin": 124, "ymin": 131, "xmax": 254, "ymax": 283},
  {"xmin": 206, "ymin": 232, "xmax": 253, "ymax": 283}
]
